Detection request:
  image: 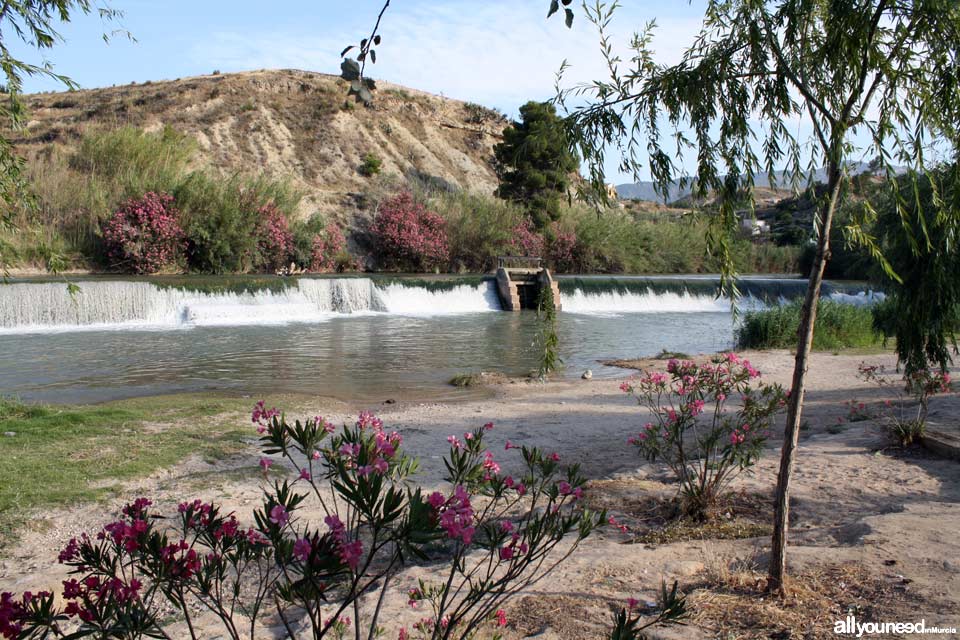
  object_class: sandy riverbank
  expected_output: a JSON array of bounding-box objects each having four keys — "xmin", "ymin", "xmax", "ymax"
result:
[{"xmin": 2, "ymin": 350, "xmax": 958, "ymax": 638}]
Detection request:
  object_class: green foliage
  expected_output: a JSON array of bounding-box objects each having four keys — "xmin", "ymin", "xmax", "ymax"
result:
[
  {"xmin": 0, "ymin": 1, "xmax": 125, "ymax": 273},
  {"xmin": 536, "ymin": 284, "xmax": 562, "ymax": 378},
  {"xmin": 429, "ymin": 190, "xmax": 527, "ymax": 272},
  {"xmin": 737, "ymin": 300, "xmax": 880, "ymax": 351},
  {"xmin": 358, "ymin": 151, "xmax": 383, "ymax": 177},
  {"xmin": 174, "ymin": 173, "xmax": 300, "ymax": 274},
  {"xmin": 866, "ymin": 165, "xmax": 960, "ymax": 373},
  {"xmin": 494, "ymin": 101, "xmax": 579, "ymax": 228}
]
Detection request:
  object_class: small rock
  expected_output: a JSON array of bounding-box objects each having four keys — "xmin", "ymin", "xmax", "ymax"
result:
[
  {"xmin": 943, "ymin": 560, "xmax": 959, "ymax": 572},
  {"xmin": 383, "ymin": 398, "xmax": 396, "ymax": 404},
  {"xmin": 581, "ymin": 369, "xmax": 593, "ymax": 380},
  {"xmin": 3, "ymin": 432, "xmax": 15, "ymax": 437}
]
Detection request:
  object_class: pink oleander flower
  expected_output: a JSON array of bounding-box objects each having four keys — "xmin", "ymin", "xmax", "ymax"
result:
[
  {"xmin": 495, "ymin": 609, "xmax": 507, "ymax": 627},
  {"xmin": 499, "ymin": 546, "xmax": 514, "ymax": 561},
  {"xmin": 293, "ymin": 537, "xmax": 311, "ymax": 562},
  {"xmin": 299, "ymin": 468, "xmax": 311, "ymax": 481},
  {"xmin": 269, "ymin": 505, "xmax": 289, "ymax": 527},
  {"xmin": 259, "ymin": 457, "xmax": 273, "ymax": 472},
  {"xmin": 505, "ymin": 440, "xmax": 519, "ymax": 450},
  {"xmin": 627, "ymin": 597, "xmax": 639, "ymax": 610}
]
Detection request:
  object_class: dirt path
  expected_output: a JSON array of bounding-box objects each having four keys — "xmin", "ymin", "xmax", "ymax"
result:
[{"xmin": 2, "ymin": 350, "xmax": 958, "ymax": 638}]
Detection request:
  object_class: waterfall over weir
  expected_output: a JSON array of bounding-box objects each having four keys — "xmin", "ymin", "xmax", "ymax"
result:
[
  {"xmin": 0, "ymin": 278, "xmax": 499, "ymax": 333},
  {"xmin": 0, "ymin": 275, "xmax": 880, "ymax": 334}
]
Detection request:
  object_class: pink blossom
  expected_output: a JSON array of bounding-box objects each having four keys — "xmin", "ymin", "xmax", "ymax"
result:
[
  {"xmin": 495, "ymin": 609, "xmax": 507, "ymax": 627},
  {"xmin": 299, "ymin": 469, "xmax": 311, "ymax": 481},
  {"xmin": 269, "ymin": 505, "xmax": 289, "ymax": 527},
  {"xmin": 293, "ymin": 538, "xmax": 311, "ymax": 562},
  {"xmin": 259, "ymin": 457, "xmax": 272, "ymax": 472}
]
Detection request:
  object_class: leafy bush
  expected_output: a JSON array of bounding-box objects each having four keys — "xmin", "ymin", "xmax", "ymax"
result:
[
  {"xmin": 857, "ymin": 363, "xmax": 952, "ymax": 446},
  {"xmin": 254, "ymin": 204, "xmax": 294, "ymax": 272},
  {"xmin": 547, "ymin": 221, "xmax": 577, "ymax": 271},
  {"xmin": 622, "ymin": 354, "xmax": 786, "ymax": 520},
  {"xmin": 0, "ymin": 408, "xmax": 606, "ymax": 639},
  {"xmin": 428, "ymin": 190, "xmax": 525, "ymax": 272},
  {"xmin": 508, "ymin": 217, "xmax": 545, "ymax": 257},
  {"xmin": 175, "ymin": 173, "xmax": 300, "ymax": 274},
  {"xmin": 358, "ymin": 152, "xmax": 382, "ymax": 177},
  {"xmin": 100, "ymin": 192, "xmax": 185, "ymax": 273},
  {"xmin": 372, "ymin": 191, "xmax": 450, "ymax": 271},
  {"xmin": 736, "ymin": 300, "xmax": 880, "ymax": 350},
  {"xmin": 310, "ymin": 223, "xmax": 348, "ymax": 272}
]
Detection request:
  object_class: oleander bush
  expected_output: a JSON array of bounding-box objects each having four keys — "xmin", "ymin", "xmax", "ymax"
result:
[
  {"xmin": 622, "ymin": 354, "xmax": 786, "ymax": 520},
  {"xmin": 100, "ymin": 192, "xmax": 185, "ymax": 273},
  {"xmin": 372, "ymin": 191, "xmax": 450, "ymax": 271},
  {"xmin": 0, "ymin": 406, "xmax": 612, "ymax": 639}
]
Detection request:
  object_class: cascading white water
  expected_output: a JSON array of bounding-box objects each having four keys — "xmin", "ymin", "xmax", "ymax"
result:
[
  {"xmin": 374, "ymin": 282, "xmax": 500, "ymax": 314},
  {"xmin": 0, "ymin": 278, "xmax": 497, "ymax": 333},
  {"xmin": 561, "ymin": 288, "xmax": 735, "ymax": 315}
]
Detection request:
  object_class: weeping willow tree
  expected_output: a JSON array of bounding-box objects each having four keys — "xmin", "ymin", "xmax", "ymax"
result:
[
  {"xmin": 872, "ymin": 163, "xmax": 960, "ymax": 374},
  {"xmin": 0, "ymin": 1, "xmax": 124, "ymax": 272},
  {"xmin": 549, "ymin": 0, "xmax": 960, "ymax": 594}
]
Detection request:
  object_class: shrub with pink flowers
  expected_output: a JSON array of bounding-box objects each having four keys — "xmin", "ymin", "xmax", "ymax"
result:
[
  {"xmin": 372, "ymin": 192, "xmax": 450, "ymax": 271},
  {"xmin": 254, "ymin": 203, "xmax": 294, "ymax": 272},
  {"xmin": 310, "ymin": 223, "xmax": 348, "ymax": 272},
  {"xmin": 622, "ymin": 354, "xmax": 786, "ymax": 520},
  {"xmin": 547, "ymin": 221, "xmax": 577, "ymax": 272},
  {"xmin": 100, "ymin": 192, "xmax": 185, "ymax": 273},
  {"xmin": 1, "ymin": 408, "xmax": 621, "ymax": 640},
  {"xmin": 857, "ymin": 362, "xmax": 952, "ymax": 446},
  {"xmin": 508, "ymin": 217, "xmax": 545, "ymax": 258}
]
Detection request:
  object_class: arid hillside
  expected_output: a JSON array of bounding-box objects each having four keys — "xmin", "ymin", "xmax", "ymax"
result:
[{"xmin": 12, "ymin": 69, "xmax": 507, "ymax": 219}]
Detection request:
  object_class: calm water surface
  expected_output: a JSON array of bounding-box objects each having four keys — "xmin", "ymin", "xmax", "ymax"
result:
[{"xmin": 1, "ymin": 311, "xmax": 734, "ymax": 404}]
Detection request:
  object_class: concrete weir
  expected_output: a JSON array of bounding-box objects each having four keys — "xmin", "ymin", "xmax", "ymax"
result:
[{"xmin": 494, "ymin": 257, "xmax": 562, "ymax": 311}]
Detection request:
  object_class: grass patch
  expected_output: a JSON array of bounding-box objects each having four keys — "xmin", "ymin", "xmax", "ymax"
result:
[
  {"xmin": 736, "ymin": 299, "xmax": 881, "ymax": 351},
  {"xmin": 0, "ymin": 394, "xmax": 250, "ymax": 547}
]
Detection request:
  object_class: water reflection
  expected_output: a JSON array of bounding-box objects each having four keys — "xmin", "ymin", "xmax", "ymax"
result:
[{"xmin": 0, "ymin": 311, "xmax": 735, "ymax": 404}]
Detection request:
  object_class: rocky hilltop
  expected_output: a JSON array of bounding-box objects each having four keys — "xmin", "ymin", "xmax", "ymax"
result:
[{"xmin": 13, "ymin": 69, "xmax": 507, "ymax": 219}]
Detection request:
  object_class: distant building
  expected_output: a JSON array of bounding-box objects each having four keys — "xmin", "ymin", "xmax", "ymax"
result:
[{"xmin": 740, "ymin": 214, "xmax": 770, "ymax": 237}]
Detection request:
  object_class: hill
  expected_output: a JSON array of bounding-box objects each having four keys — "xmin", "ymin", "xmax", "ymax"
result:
[
  {"xmin": 616, "ymin": 162, "xmax": 891, "ymax": 203},
  {"xmin": 11, "ymin": 69, "xmax": 507, "ymax": 221}
]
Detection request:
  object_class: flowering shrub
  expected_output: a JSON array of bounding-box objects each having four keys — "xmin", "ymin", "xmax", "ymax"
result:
[
  {"xmin": 621, "ymin": 354, "xmax": 786, "ymax": 520},
  {"xmin": 372, "ymin": 192, "xmax": 450, "ymax": 271},
  {"xmin": 100, "ymin": 192, "xmax": 185, "ymax": 273},
  {"xmin": 255, "ymin": 204, "xmax": 294, "ymax": 272},
  {"xmin": 1, "ymin": 408, "xmax": 607, "ymax": 639},
  {"xmin": 547, "ymin": 222, "xmax": 577, "ymax": 272},
  {"xmin": 857, "ymin": 363, "xmax": 952, "ymax": 446},
  {"xmin": 508, "ymin": 218, "xmax": 545, "ymax": 257},
  {"xmin": 310, "ymin": 223, "xmax": 347, "ymax": 272}
]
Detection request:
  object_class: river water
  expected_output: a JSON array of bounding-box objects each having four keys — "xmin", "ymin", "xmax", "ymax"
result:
[{"xmin": 0, "ymin": 275, "xmax": 878, "ymax": 404}]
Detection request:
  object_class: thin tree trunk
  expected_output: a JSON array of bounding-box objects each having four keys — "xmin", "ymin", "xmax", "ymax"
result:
[{"xmin": 767, "ymin": 162, "xmax": 843, "ymax": 595}]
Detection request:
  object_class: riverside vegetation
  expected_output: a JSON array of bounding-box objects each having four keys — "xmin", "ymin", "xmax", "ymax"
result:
[{"xmin": 1, "ymin": 126, "xmax": 800, "ymax": 275}]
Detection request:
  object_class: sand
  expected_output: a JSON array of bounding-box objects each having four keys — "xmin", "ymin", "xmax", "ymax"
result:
[{"xmin": 1, "ymin": 350, "xmax": 958, "ymax": 638}]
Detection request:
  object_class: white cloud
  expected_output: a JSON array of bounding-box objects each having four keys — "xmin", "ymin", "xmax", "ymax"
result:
[{"xmin": 190, "ymin": 2, "xmax": 701, "ymax": 115}]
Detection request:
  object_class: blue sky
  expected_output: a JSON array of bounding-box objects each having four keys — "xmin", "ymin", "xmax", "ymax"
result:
[
  {"xmin": 15, "ymin": 1, "xmax": 703, "ymax": 105},
  {"xmin": 20, "ymin": 1, "xmax": 898, "ymax": 184},
  {"xmin": 11, "ymin": 2, "xmax": 707, "ymax": 183}
]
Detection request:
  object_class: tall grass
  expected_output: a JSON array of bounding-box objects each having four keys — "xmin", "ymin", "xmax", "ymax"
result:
[
  {"xmin": 4, "ymin": 126, "xmax": 298, "ymax": 271},
  {"xmin": 736, "ymin": 300, "xmax": 881, "ymax": 350}
]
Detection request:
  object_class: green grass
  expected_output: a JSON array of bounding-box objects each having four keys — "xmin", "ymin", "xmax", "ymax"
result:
[
  {"xmin": 736, "ymin": 299, "xmax": 882, "ymax": 350},
  {"xmin": 0, "ymin": 395, "xmax": 251, "ymax": 547}
]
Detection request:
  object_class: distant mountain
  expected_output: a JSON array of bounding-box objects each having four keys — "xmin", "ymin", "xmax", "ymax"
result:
[{"xmin": 616, "ymin": 162, "xmax": 890, "ymax": 203}]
